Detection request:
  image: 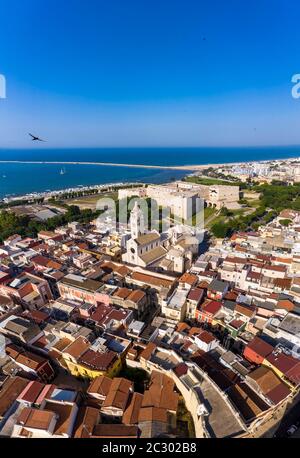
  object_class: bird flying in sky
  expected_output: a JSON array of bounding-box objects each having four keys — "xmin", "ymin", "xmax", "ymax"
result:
[{"xmin": 29, "ymin": 133, "xmax": 46, "ymax": 142}]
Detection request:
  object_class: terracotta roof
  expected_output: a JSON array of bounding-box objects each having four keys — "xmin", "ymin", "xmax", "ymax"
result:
[
  {"xmin": 138, "ymin": 406, "xmax": 167, "ymax": 423},
  {"xmin": 47, "ymin": 260, "xmax": 63, "ymax": 270},
  {"xmin": 247, "ymin": 366, "xmax": 291, "ymax": 404},
  {"xmin": 196, "ymin": 330, "xmax": 216, "ymax": 344},
  {"xmin": 274, "ymin": 278, "xmax": 292, "ymax": 289},
  {"xmin": 38, "ymin": 230, "xmax": 57, "ymax": 238},
  {"xmin": 79, "ymin": 349, "xmax": 117, "ymax": 371},
  {"xmin": 127, "ymin": 289, "xmax": 146, "ymax": 303},
  {"xmin": 21, "ymin": 309, "xmax": 50, "ymax": 324},
  {"xmin": 35, "ymin": 384, "xmax": 56, "ymax": 405},
  {"xmin": 140, "ymin": 342, "xmax": 156, "ymax": 361},
  {"xmin": 52, "ymin": 338, "xmax": 73, "ymax": 353},
  {"xmin": 17, "ymin": 407, "xmax": 55, "ymax": 430},
  {"xmin": 245, "ymin": 337, "xmax": 274, "ymax": 358},
  {"xmin": 224, "ymin": 256, "xmax": 247, "ymax": 265},
  {"xmin": 100, "ymin": 261, "xmax": 130, "ymax": 277},
  {"xmin": 88, "ymin": 375, "xmax": 112, "ymax": 398},
  {"xmin": 179, "ymin": 273, "xmax": 198, "ymax": 286},
  {"xmin": 130, "ymin": 271, "xmax": 174, "ymax": 289},
  {"xmin": 113, "ymin": 287, "xmax": 131, "ymax": 300},
  {"xmin": 63, "ymin": 336, "xmax": 90, "ymax": 360},
  {"xmin": 202, "ymin": 300, "xmax": 222, "ymax": 315},
  {"xmin": 43, "ymin": 401, "xmax": 75, "ymax": 436},
  {"xmin": 90, "ymin": 304, "xmax": 113, "ymax": 323},
  {"xmin": 173, "ymin": 363, "xmax": 189, "ymax": 377},
  {"xmin": 224, "ymin": 290, "xmax": 238, "ymax": 301},
  {"xmin": 266, "ymin": 352, "xmax": 300, "ymax": 384},
  {"xmin": 247, "ymin": 271, "xmax": 262, "ymax": 281},
  {"xmin": 263, "ymin": 264, "xmax": 287, "ymax": 273},
  {"xmin": 122, "ymin": 392, "xmax": 144, "ymax": 425},
  {"xmin": 31, "ymin": 255, "xmax": 50, "ymax": 267},
  {"xmin": 234, "ymin": 303, "xmax": 255, "ymax": 318},
  {"xmin": 198, "ymin": 280, "xmax": 210, "ymax": 289},
  {"xmin": 176, "ymin": 322, "xmax": 191, "ymax": 333},
  {"xmin": 142, "ymin": 371, "xmax": 178, "ymax": 413},
  {"xmin": 188, "ymin": 326, "xmax": 203, "ymax": 336},
  {"xmin": 277, "ymin": 299, "xmax": 294, "ymax": 311},
  {"xmin": 92, "ymin": 424, "xmax": 138, "ymax": 438},
  {"xmin": 102, "ymin": 377, "xmax": 133, "ymax": 410},
  {"xmin": 0, "ymin": 376, "xmax": 28, "ymax": 417},
  {"xmin": 229, "ymin": 319, "xmax": 245, "ymax": 329},
  {"xmin": 17, "ymin": 381, "xmax": 45, "ymax": 403},
  {"xmin": 73, "ymin": 406, "xmax": 99, "ymax": 438},
  {"xmin": 273, "ymin": 257, "xmax": 292, "ymax": 264},
  {"xmin": 31, "ymin": 255, "xmax": 62, "ymax": 270},
  {"xmin": 187, "ymin": 287, "xmax": 204, "ymax": 302},
  {"xmin": 6, "ymin": 345, "xmax": 51, "ymax": 371}
]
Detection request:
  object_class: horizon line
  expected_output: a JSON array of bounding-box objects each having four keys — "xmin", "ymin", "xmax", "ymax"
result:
[{"xmin": 1, "ymin": 143, "xmax": 300, "ymax": 150}]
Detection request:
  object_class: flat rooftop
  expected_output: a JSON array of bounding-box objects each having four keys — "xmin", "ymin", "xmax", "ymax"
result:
[
  {"xmin": 195, "ymin": 378, "xmax": 244, "ymax": 438},
  {"xmin": 167, "ymin": 288, "xmax": 189, "ymax": 311},
  {"xmin": 279, "ymin": 313, "xmax": 300, "ymax": 336},
  {"xmin": 60, "ymin": 274, "xmax": 102, "ymax": 292}
]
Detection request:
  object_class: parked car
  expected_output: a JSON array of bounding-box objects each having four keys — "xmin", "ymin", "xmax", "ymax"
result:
[{"xmin": 287, "ymin": 425, "xmax": 298, "ymax": 436}]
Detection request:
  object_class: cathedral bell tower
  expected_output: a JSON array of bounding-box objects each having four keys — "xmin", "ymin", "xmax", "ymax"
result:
[{"xmin": 130, "ymin": 201, "xmax": 145, "ymax": 239}]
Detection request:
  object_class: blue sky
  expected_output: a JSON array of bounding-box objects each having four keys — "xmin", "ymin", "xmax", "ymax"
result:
[{"xmin": 0, "ymin": 0, "xmax": 300, "ymax": 148}]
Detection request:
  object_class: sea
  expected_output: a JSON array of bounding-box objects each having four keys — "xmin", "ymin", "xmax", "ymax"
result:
[{"xmin": 0, "ymin": 145, "xmax": 300, "ymax": 199}]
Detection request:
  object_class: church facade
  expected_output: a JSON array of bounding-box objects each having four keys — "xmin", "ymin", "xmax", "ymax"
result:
[{"xmin": 122, "ymin": 202, "xmax": 167, "ymax": 267}]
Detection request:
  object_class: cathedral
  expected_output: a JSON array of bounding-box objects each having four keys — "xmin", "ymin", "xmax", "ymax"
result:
[{"xmin": 122, "ymin": 202, "xmax": 167, "ymax": 267}]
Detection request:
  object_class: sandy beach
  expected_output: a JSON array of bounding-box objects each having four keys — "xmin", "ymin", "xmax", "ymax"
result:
[{"xmin": 0, "ymin": 156, "xmax": 296, "ymax": 171}]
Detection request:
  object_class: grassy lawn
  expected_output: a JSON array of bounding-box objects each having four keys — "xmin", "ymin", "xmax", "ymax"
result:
[
  {"xmin": 204, "ymin": 206, "xmax": 216, "ymax": 219},
  {"xmin": 206, "ymin": 214, "xmax": 224, "ymax": 228},
  {"xmin": 230, "ymin": 207, "xmax": 257, "ymax": 216},
  {"xmin": 63, "ymin": 191, "xmax": 118, "ymax": 209},
  {"xmin": 184, "ymin": 176, "xmax": 240, "ymax": 186},
  {"xmin": 247, "ymin": 199, "xmax": 261, "ymax": 208}
]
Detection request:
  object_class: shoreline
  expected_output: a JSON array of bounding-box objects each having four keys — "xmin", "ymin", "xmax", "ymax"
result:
[
  {"xmin": 1, "ymin": 182, "xmax": 142, "ymax": 202},
  {"xmin": 0, "ymin": 155, "xmax": 300, "ymax": 171},
  {"xmin": 1, "ymin": 155, "xmax": 300, "ymax": 202}
]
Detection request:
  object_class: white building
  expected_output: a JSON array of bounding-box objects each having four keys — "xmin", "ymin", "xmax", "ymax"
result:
[
  {"xmin": 122, "ymin": 202, "xmax": 167, "ymax": 267},
  {"xmin": 161, "ymin": 286, "xmax": 190, "ymax": 321}
]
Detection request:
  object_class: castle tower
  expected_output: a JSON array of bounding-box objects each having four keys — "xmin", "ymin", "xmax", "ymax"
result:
[{"xmin": 130, "ymin": 201, "xmax": 145, "ymax": 239}]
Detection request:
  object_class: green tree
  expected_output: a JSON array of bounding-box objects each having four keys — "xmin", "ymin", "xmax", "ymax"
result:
[
  {"xmin": 211, "ymin": 222, "xmax": 230, "ymax": 238},
  {"xmin": 279, "ymin": 218, "xmax": 292, "ymax": 227}
]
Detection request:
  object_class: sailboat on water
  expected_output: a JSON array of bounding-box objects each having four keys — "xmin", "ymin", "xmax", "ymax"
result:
[{"xmin": 60, "ymin": 167, "xmax": 66, "ymax": 175}]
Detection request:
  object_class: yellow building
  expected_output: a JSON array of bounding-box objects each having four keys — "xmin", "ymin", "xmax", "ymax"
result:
[
  {"xmin": 62, "ymin": 336, "xmax": 122, "ymax": 380},
  {"xmin": 262, "ymin": 356, "xmax": 298, "ymax": 392},
  {"xmin": 63, "ymin": 354, "xmax": 122, "ymax": 379}
]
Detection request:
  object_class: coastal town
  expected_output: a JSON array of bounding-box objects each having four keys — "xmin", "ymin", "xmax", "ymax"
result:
[{"xmin": 1, "ymin": 168, "xmax": 300, "ymax": 439}]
